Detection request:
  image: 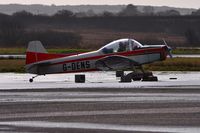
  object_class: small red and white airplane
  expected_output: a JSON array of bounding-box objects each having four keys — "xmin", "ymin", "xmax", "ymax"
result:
[{"xmin": 25, "ymin": 38, "xmax": 172, "ymax": 82}]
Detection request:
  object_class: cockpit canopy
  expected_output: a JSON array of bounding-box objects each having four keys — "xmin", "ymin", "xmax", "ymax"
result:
[{"xmin": 100, "ymin": 39, "xmax": 143, "ymax": 54}]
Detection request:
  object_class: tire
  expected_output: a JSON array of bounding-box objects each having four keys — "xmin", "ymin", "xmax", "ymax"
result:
[{"xmin": 29, "ymin": 79, "xmax": 33, "ymax": 83}]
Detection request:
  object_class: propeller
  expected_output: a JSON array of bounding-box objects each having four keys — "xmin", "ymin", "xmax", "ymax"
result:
[{"xmin": 163, "ymin": 39, "xmax": 173, "ymax": 58}]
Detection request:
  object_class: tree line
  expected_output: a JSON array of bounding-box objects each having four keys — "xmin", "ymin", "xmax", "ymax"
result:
[
  {"xmin": 0, "ymin": 13, "xmax": 82, "ymax": 48},
  {"xmin": 0, "ymin": 4, "xmax": 200, "ymax": 48},
  {"xmin": 45, "ymin": 4, "xmax": 200, "ymax": 17}
]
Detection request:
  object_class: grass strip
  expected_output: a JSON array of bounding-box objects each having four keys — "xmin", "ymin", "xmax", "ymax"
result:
[
  {"xmin": 0, "ymin": 59, "xmax": 25, "ymax": 73},
  {"xmin": 0, "ymin": 48, "xmax": 89, "ymax": 54},
  {"xmin": 172, "ymin": 48, "xmax": 200, "ymax": 54},
  {"xmin": 144, "ymin": 57, "xmax": 200, "ymax": 71}
]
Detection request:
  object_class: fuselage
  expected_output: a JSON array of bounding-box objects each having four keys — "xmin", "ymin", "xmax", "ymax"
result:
[{"xmin": 26, "ymin": 46, "xmax": 167, "ymax": 75}]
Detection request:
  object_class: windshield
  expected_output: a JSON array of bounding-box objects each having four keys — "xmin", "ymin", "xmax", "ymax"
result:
[{"xmin": 100, "ymin": 39, "xmax": 143, "ymax": 54}]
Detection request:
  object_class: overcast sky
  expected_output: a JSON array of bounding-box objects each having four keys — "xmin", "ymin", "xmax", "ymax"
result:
[{"xmin": 0, "ymin": 0, "xmax": 199, "ymax": 9}]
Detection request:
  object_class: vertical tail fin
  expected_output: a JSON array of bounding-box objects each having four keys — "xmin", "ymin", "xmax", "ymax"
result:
[
  {"xmin": 26, "ymin": 41, "xmax": 47, "ymax": 65},
  {"xmin": 27, "ymin": 41, "xmax": 47, "ymax": 53}
]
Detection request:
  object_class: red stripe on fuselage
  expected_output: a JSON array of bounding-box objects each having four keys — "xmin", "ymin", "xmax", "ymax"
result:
[
  {"xmin": 51, "ymin": 47, "xmax": 165, "ymax": 66},
  {"xmin": 26, "ymin": 52, "xmax": 81, "ymax": 65}
]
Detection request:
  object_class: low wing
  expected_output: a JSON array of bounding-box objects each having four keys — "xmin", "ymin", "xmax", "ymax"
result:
[{"xmin": 95, "ymin": 55, "xmax": 139, "ymax": 71}]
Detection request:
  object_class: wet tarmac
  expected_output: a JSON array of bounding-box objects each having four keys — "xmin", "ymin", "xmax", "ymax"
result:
[{"xmin": 0, "ymin": 71, "xmax": 200, "ymax": 133}]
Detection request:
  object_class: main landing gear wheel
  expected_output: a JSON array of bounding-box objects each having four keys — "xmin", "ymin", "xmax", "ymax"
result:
[{"xmin": 116, "ymin": 68, "xmax": 158, "ymax": 83}]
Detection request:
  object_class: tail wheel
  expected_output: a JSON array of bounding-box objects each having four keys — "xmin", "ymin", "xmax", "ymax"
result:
[{"xmin": 29, "ymin": 78, "xmax": 33, "ymax": 83}]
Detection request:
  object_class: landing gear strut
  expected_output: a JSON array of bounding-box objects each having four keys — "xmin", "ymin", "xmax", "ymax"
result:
[{"xmin": 29, "ymin": 75, "xmax": 38, "ymax": 82}]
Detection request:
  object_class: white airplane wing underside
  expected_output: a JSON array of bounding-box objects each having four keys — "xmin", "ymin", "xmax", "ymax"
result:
[{"xmin": 95, "ymin": 55, "xmax": 139, "ymax": 71}]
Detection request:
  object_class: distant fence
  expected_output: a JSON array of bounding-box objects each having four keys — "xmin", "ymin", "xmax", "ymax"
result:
[
  {"xmin": 0, "ymin": 54, "xmax": 200, "ymax": 60},
  {"xmin": 0, "ymin": 55, "xmax": 26, "ymax": 59}
]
